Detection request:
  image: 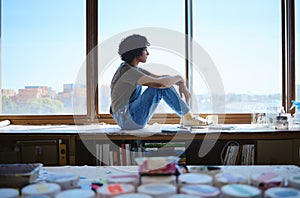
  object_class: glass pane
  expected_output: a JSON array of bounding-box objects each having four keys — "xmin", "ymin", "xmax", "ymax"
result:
[
  {"xmin": 98, "ymin": 0, "xmax": 185, "ymax": 114},
  {"xmin": 1, "ymin": 0, "xmax": 86, "ymax": 115},
  {"xmin": 192, "ymin": 0, "xmax": 282, "ymax": 113}
]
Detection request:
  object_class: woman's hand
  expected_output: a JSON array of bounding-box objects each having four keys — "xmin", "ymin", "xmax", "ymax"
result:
[{"xmin": 178, "ymin": 82, "xmax": 190, "ymax": 104}]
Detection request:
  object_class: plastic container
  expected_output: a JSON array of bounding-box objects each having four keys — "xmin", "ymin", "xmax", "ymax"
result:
[
  {"xmin": 214, "ymin": 173, "xmax": 248, "ymax": 188},
  {"xmin": 135, "ymin": 156, "xmax": 179, "ymax": 175},
  {"xmin": 188, "ymin": 166, "xmax": 221, "ymax": 177},
  {"xmin": 250, "ymin": 172, "xmax": 283, "ymax": 190},
  {"xmin": 275, "ymin": 116, "xmax": 289, "ymax": 130},
  {"xmin": 221, "ymin": 184, "xmax": 261, "ymax": 198},
  {"xmin": 0, "ymin": 163, "xmax": 42, "ymax": 189},
  {"xmin": 288, "ymin": 174, "xmax": 300, "ymax": 189},
  {"xmin": 21, "ymin": 182, "xmax": 61, "ymax": 197},
  {"xmin": 0, "ymin": 188, "xmax": 19, "ymax": 198},
  {"xmin": 96, "ymin": 183, "xmax": 135, "ymax": 198},
  {"xmin": 168, "ymin": 194, "xmax": 199, "ymax": 198},
  {"xmin": 264, "ymin": 187, "xmax": 300, "ymax": 198},
  {"xmin": 107, "ymin": 173, "xmax": 139, "ymax": 188},
  {"xmin": 22, "ymin": 196, "xmax": 50, "ymax": 198},
  {"xmin": 54, "ymin": 189, "xmax": 95, "ymax": 198},
  {"xmin": 178, "ymin": 173, "xmax": 213, "ymax": 186},
  {"xmin": 46, "ymin": 173, "xmax": 80, "ymax": 190},
  {"xmin": 180, "ymin": 184, "xmax": 220, "ymax": 198},
  {"xmin": 141, "ymin": 175, "xmax": 176, "ymax": 185},
  {"xmin": 114, "ymin": 193, "xmax": 153, "ymax": 198},
  {"xmin": 137, "ymin": 183, "xmax": 176, "ymax": 198}
]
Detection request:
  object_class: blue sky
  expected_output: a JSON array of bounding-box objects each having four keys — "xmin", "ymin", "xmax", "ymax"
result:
[
  {"xmin": 193, "ymin": 0, "xmax": 282, "ymax": 95},
  {"xmin": 1, "ymin": 0, "xmax": 85, "ymax": 92},
  {"xmin": 1, "ymin": 0, "xmax": 299, "ymax": 95}
]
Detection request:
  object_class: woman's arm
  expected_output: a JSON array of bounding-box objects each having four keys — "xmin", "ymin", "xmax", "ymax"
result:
[
  {"xmin": 137, "ymin": 74, "xmax": 184, "ymax": 88},
  {"xmin": 137, "ymin": 74, "xmax": 191, "ymax": 103}
]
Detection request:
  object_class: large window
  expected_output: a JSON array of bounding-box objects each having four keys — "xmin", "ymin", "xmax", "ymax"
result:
[
  {"xmin": 97, "ymin": 0, "xmax": 185, "ymax": 114},
  {"xmin": 1, "ymin": 0, "xmax": 86, "ymax": 115},
  {"xmin": 0, "ymin": 0, "xmax": 297, "ymax": 124},
  {"xmin": 193, "ymin": 0, "xmax": 282, "ymax": 113}
]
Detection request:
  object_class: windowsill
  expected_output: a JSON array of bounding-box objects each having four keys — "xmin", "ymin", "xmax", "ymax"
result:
[{"xmin": 0, "ymin": 123, "xmax": 300, "ymax": 135}]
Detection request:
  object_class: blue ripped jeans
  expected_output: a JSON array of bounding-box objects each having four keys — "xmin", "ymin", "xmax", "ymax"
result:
[{"xmin": 112, "ymin": 86, "xmax": 190, "ymax": 130}]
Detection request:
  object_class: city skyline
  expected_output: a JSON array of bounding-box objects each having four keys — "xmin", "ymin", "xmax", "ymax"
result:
[
  {"xmin": 2, "ymin": 1, "xmax": 298, "ymax": 96},
  {"xmin": 1, "ymin": 82, "xmax": 286, "ymax": 115}
]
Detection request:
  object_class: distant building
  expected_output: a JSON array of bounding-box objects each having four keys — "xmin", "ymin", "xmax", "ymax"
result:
[
  {"xmin": 15, "ymin": 86, "xmax": 55, "ymax": 104},
  {"xmin": 1, "ymin": 89, "xmax": 16, "ymax": 98},
  {"xmin": 56, "ymin": 84, "xmax": 86, "ymax": 107},
  {"xmin": 99, "ymin": 84, "xmax": 110, "ymax": 112}
]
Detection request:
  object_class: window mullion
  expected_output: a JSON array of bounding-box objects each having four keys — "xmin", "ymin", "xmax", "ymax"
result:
[
  {"xmin": 286, "ymin": 0, "xmax": 296, "ymax": 113},
  {"xmin": 86, "ymin": 0, "xmax": 98, "ymax": 122}
]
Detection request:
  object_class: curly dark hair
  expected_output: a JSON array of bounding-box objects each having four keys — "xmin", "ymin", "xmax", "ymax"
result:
[{"xmin": 118, "ymin": 34, "xmax": 150, "ymax": 63}]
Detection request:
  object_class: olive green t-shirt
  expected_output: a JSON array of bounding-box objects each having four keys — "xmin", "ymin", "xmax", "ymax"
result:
[{"xmin": 110, "ymin": 62, "xmax": 150, "ymax": 114}]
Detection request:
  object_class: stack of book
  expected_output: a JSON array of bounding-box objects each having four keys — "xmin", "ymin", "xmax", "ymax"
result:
[
  {"xmin": 241, "ymin": 144, "xmax": 255, "ymax": 165},
  {"xmin": 96, "ymin": 143, "xmax": 143, "ymax": 166},
  {"xmin": 95, "ymin": 141, "xmax": 186, "ymax": 166},
  {"xmin": 223, "ymin": 143, "xmax": 254, "ymax": 165}
]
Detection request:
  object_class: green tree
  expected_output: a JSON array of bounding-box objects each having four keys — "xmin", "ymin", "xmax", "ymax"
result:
[
  {"xmin": 23, "ymin": 97, "xmax": 65, "ymax": 114},
  {"xmin": 1, "ymin": 96, "xmax": 17, "ymax": 114}
]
